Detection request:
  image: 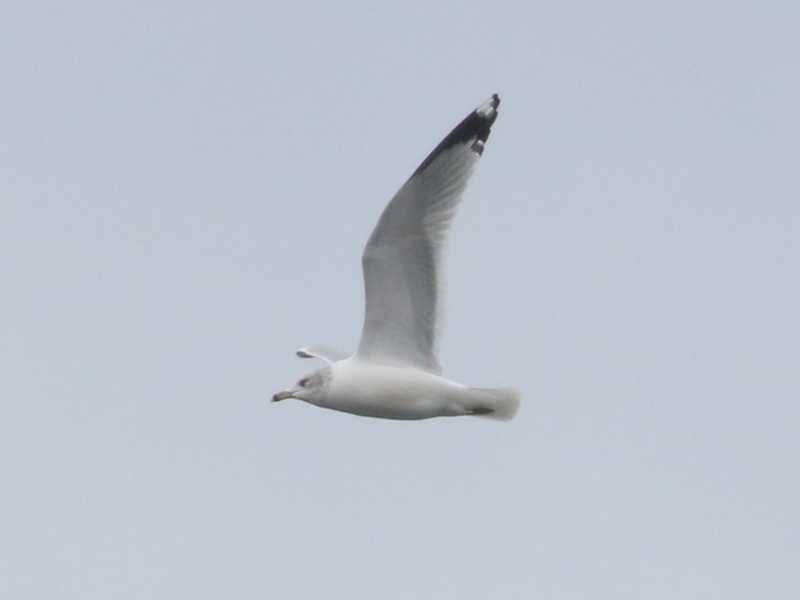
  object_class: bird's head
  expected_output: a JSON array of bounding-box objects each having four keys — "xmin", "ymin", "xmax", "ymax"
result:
[{"xmin": 272, "ymin": 368, "xmax": 331, "ymax": 404}]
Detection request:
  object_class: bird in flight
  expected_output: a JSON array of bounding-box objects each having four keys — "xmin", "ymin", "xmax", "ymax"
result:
[{"xmin": 273, "ymin": 94, "xmax": 519, "ymax": 420}]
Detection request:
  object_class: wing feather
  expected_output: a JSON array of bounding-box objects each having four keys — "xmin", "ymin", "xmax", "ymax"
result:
[{"xmin": 356, "ymin": 95, "xmax": 500, "ymax": 373}]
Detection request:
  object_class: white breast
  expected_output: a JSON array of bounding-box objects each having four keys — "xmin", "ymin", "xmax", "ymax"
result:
[{"xmin": 322, "ymin": 358, "xmax": 467, "ymax": 420}]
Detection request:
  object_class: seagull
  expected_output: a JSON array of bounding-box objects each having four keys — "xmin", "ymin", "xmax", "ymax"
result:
[{"xmin": 273, "ymin": 94, "xmax": 519, "ymax": 421}]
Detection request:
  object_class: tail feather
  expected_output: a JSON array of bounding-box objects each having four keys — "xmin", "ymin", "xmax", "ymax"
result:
[{"xmin": 467, "ymin": 387, "xmax": 520, "ymax": 421}]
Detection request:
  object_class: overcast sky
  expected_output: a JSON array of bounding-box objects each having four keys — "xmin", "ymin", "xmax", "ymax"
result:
[{"xmin": 2, "ymin": 1, "xmax": 798, "ymax": 598}]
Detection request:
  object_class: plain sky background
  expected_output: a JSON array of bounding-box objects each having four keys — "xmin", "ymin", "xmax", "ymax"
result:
[{"xmin": 2, "ymin": 1, "xmax": 798, "ymax": 598}]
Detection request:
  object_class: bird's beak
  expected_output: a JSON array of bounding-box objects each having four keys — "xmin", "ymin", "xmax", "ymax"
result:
[{"xmin": 272, "ymin": 390, "xmax": 294, "ymax": 402}]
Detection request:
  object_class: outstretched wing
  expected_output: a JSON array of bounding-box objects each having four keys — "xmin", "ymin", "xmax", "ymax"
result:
[{"xmin": 356, "ymin": 95, "xmax": 500, "ymax": 374}]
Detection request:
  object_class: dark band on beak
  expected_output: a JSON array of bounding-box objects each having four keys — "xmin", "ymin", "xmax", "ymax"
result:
[{"xmin": 272, "ymin": 390, "xmax": 293, "ymax": 402}]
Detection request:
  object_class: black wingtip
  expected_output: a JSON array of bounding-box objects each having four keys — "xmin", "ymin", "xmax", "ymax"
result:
[
  {"xmin": 413, "ymin": 94, "xmax": 501, "ymax": 176},
  {"xmin": 487, "ymin": 93, "xmax": 501, "ymax": 112}
]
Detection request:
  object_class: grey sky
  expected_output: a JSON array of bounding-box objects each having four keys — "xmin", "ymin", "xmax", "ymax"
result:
[{"xmin": 2, "ymin": 1, "xmax": 798, "ymax": 598}]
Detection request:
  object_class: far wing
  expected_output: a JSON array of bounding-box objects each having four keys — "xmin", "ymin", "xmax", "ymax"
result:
[
  {"xmin": 296, "ymin": 346, "xmax": 350, "ymax": 364},
  {"xmin": 356, "ymin": 95, "xmax": 500, "ymax": 373}
]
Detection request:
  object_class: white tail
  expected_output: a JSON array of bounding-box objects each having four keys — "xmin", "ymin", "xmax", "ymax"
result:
[{"xmin": 467, "ymin": 388, "xmax": 520, "ymax": 421}]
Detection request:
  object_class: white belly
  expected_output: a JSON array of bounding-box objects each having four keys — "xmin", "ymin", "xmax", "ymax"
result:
[{"xmin": 318, "ymin": 359, "xmax": 469, "ymax": 420}]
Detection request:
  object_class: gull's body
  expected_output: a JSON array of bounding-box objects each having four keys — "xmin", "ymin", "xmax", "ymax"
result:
[
  {"xmin": 273, "ymin": 95, "xmax": 519, "ymax": 421},
  {"xmin": 301, "ymin": 358, "xmax": 516, "ymax": 421},
  {"xmin": 311, "ymin": 359, "xmax": 468, "ymax": 420}
]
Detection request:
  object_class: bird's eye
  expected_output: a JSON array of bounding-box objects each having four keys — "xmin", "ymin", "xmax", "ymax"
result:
[{"xmin": 298, "ymin": 378, "xmax": 310, "ymax": 388}]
